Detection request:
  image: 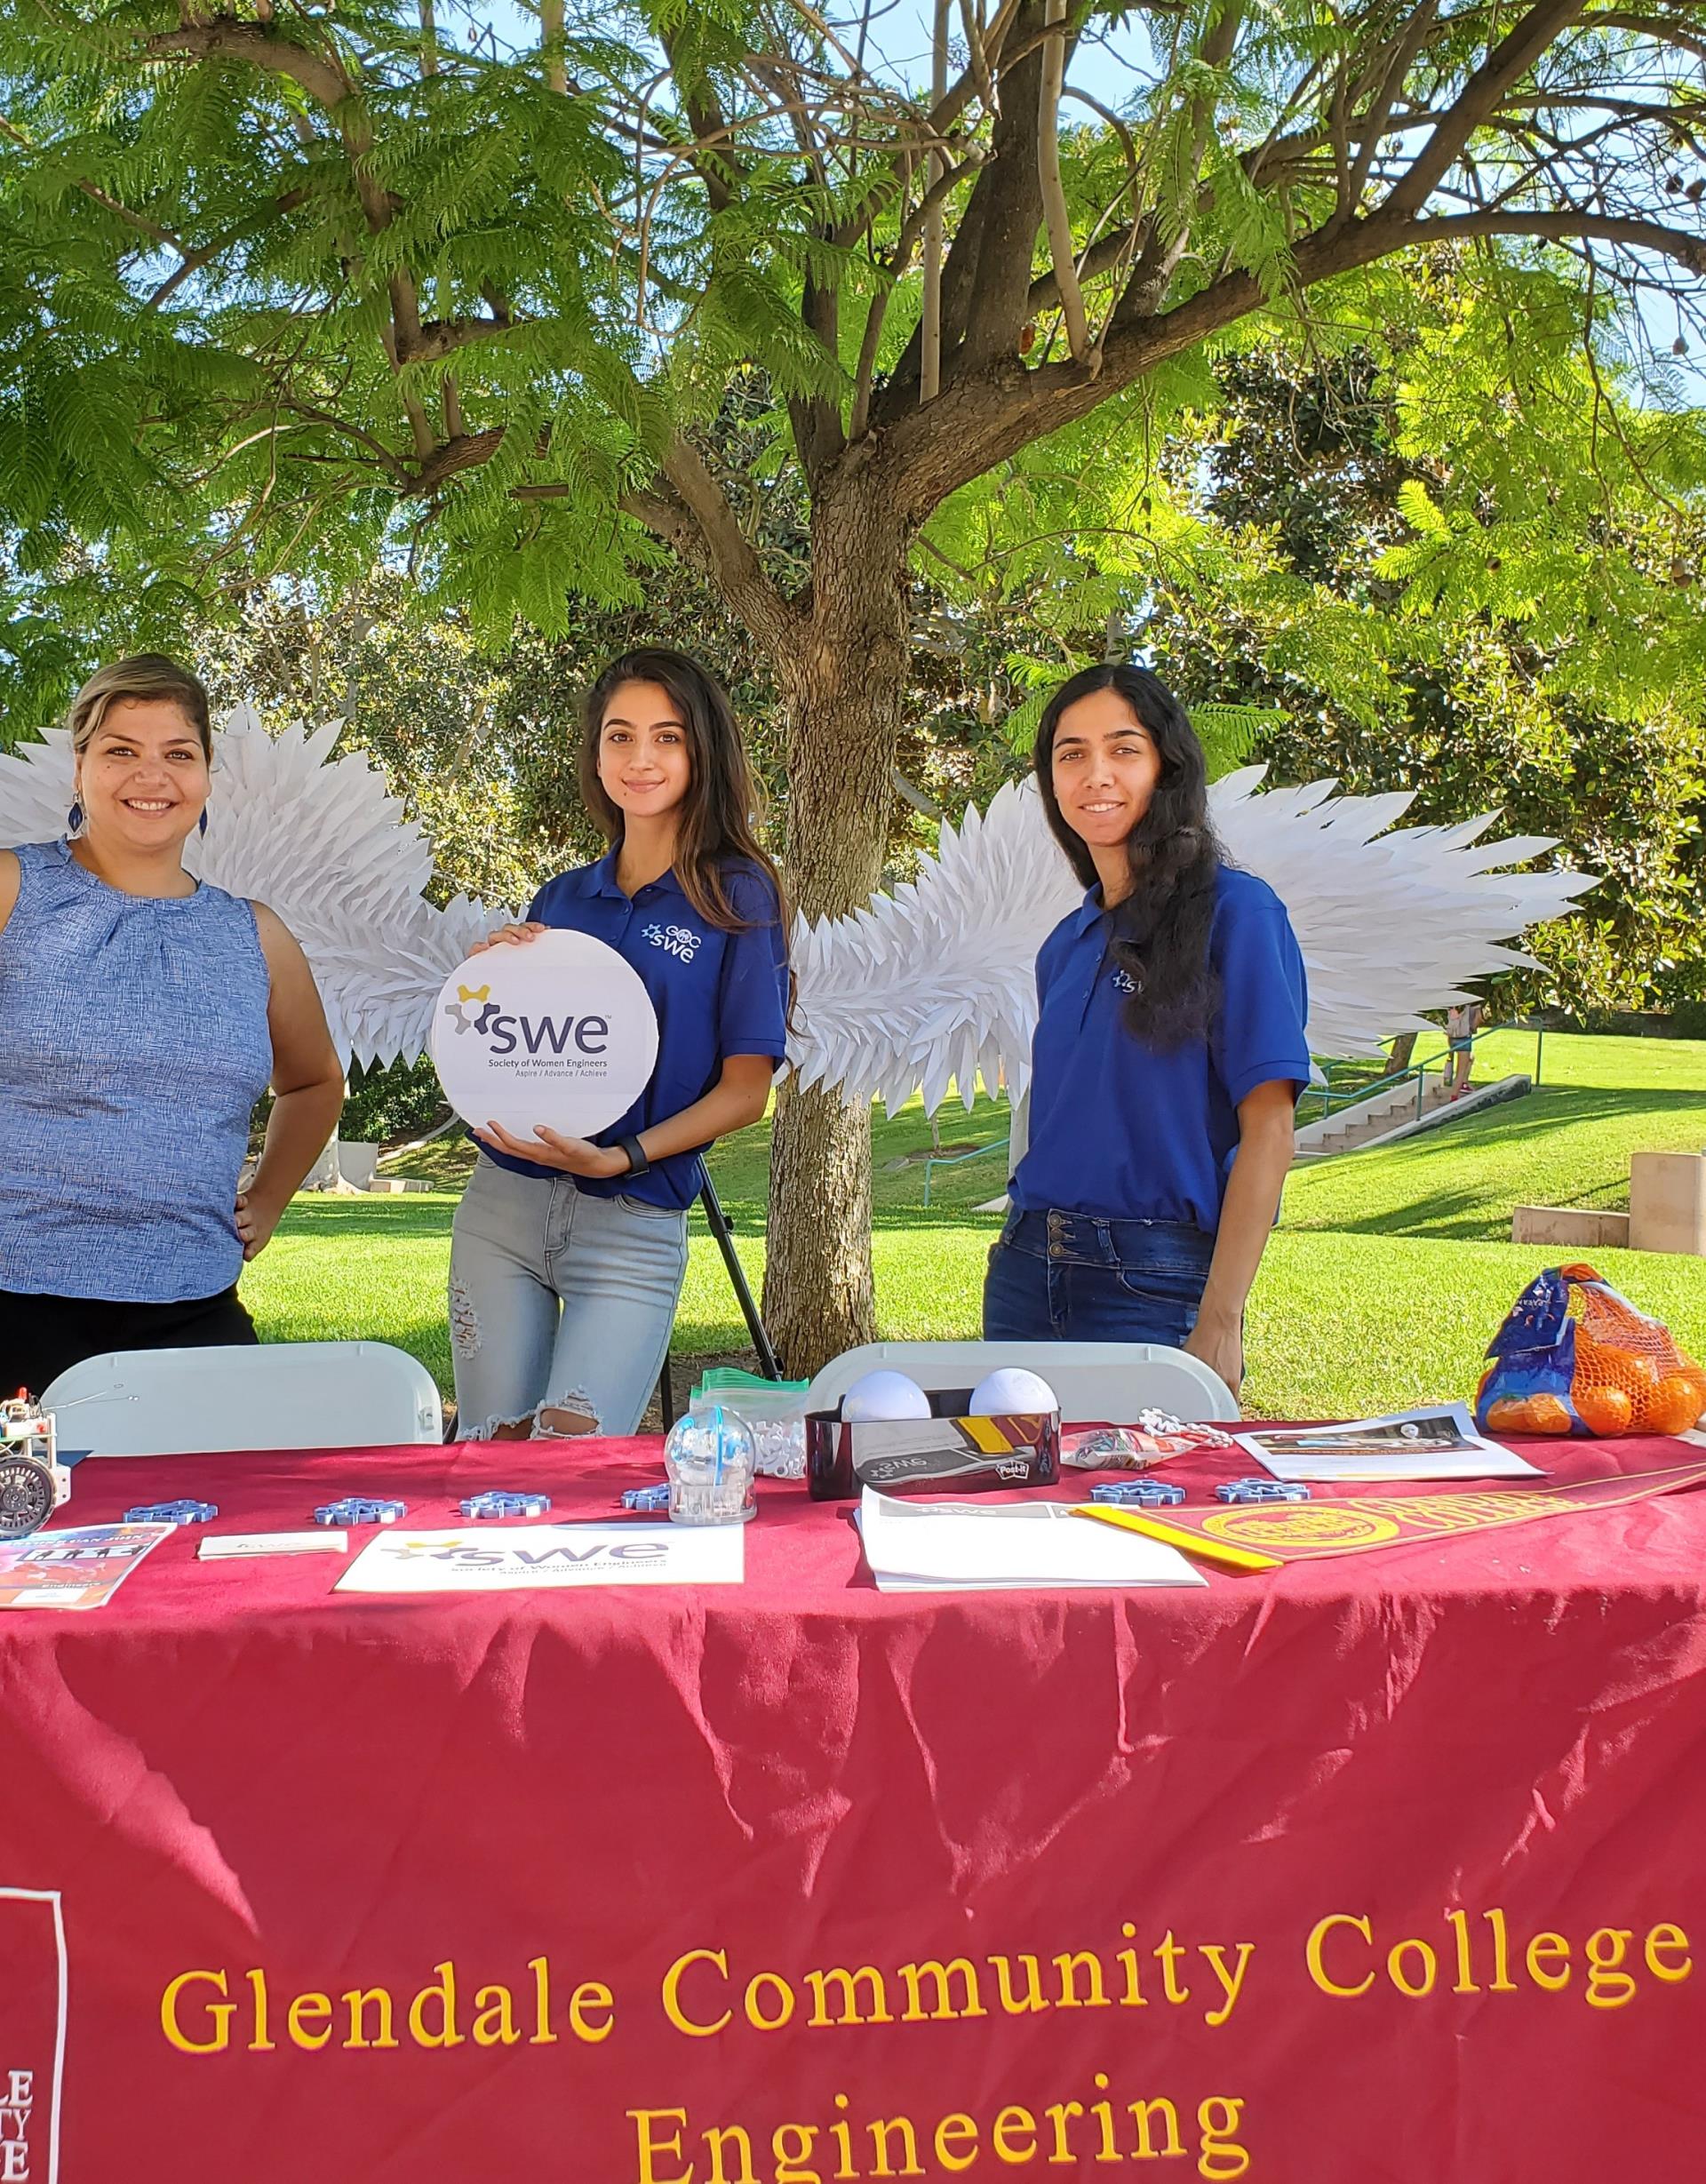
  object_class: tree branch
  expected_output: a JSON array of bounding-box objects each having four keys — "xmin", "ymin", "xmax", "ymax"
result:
[
  {"xmin": 1405, "ymin": 210, "xmax": 1706, "ymax": 277},
  {"xmin": 143, "ymin": 20, "xmax": 354, "ymax": 113},
  {"xmin": 1383, "ymin": 0, "xmax": 1590, "ymax": 219},
  {"xmin": 849, "ymin": 148, "xmax": 986, "ymax": 439},
  {"xmin": 1342, "ymin": 0, "xmax": 1440, "ymax": 218},
  {"xmin": 1036, "ymin": 0, "xmax": 1094, "ymax": 364},
  {"xmin": 0, "ymin": 111, "xmax": 182, "ymax": 250},
  {"xmin": 873, "ymin": 194, "xmax": 1706, "ymax": 518},
  {"xmin": 658, "ymin": 433, "xmax": 804, "ymax": 655}
]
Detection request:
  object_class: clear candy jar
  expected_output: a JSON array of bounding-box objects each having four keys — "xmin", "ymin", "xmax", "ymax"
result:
[{"xmin": 662, "ymin": 1405, "xmax": 758, "ymax": 1525}]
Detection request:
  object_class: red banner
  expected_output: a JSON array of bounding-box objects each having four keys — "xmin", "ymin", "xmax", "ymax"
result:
[
  {"xmin": 3, "ymin": 1434, "xmax": 1704, "ymax": 2182},
  {"xmin": 0, "ymin": 1891, "xmax": 65, "ymax": 2184}
]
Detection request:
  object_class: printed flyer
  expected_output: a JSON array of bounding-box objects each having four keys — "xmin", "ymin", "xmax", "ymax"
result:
[{"xmin": 0, "ymin": 1522, "xmax": 171, "ymax": 1609}]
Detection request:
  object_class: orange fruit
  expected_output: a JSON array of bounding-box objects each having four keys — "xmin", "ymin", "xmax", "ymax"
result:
[
  {"xmin": 1573, "ymin": 1384, "xmax": 1633, "ymax": 1437},
  {"xmin": 1641, "ymin": 1375, "xmax": 1706, "ymax": 1438},
  {"xmin": 1524, "ymin": 1393, "xmax": 1574, "ymax": 1437},
  {"xmin": 1486, "ymin": 1393, "xmax": 1574, "ymax": 1435}
]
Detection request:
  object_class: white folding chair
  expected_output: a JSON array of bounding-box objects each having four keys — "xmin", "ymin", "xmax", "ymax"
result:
[
  {"xmin": 43, "ymin": 1342, "xmax": 442, "ymax": 1455},
  {"xmin": 802, "ymin": 1340, "xmax": 1239, "ymax": 1424}
]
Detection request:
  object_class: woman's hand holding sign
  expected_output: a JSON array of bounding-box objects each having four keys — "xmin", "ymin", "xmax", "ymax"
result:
[
  {"xmin": 474, "ymin": 1120, "xmax": 631, "ymax": 1176},
  {"xmin": 468, "ymin": 921, "xmax": 549, "ymax": 953}
]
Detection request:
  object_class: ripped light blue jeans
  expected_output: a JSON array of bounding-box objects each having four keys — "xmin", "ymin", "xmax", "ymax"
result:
[{"xmin": 449, "ymin": 1155, "xmax": 689, "ymax": 1439}]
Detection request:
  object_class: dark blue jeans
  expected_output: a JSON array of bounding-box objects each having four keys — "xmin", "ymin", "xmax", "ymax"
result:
[{"xmin": 982, "ymin": 1208, "xmax": 1215, "ymax": 1344}]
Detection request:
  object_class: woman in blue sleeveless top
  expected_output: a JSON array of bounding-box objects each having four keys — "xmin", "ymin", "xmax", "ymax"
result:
[
  {"xmin": 984, "ymin": 665, "xmax": 1310, "ymax": 1400},
  {"xmin": 0, "ymin": 655, "xmax": 345, "ymax": 1395}
]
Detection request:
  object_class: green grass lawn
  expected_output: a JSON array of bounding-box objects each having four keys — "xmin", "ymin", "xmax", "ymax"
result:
[{"xmin": 243, "ymin": 1032, "xmax": 1706, "ymax": 1418}]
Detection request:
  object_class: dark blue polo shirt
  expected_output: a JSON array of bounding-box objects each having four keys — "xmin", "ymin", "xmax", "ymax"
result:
[
  {"xmin": 1010, "ymin": 864, "xmax": 1310, "ymax": 1232},
  {"xmin": 480, "ymin": 852, "xmax": 789, "ymax": 1208}
]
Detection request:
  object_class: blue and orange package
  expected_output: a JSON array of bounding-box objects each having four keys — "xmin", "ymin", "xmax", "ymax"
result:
[{"xmin": 1476, "ymin": 1262, "xmax": 1706, "ymax": 1438}]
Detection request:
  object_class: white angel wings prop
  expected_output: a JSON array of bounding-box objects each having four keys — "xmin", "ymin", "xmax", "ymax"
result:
[
  {"xmin": 0, "ymin": 707, "xmax": 511, "ymax": 1064},
  {"xmin": 789, "ymin": 773, "xmax": 1595, "ymax": 1114},
  {"xmin": 0, "ymin": 712, "xmax": 1592, "ymax": 1105}
]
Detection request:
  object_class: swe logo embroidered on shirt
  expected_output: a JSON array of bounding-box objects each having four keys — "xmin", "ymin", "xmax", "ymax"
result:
[
  {"xmin": 1112, "ymin": 968, "xmax": 1138, "ymax": 994},
  {"xmin": 644, "ymin": 921, "xmax": 702, "ymax": 962}
]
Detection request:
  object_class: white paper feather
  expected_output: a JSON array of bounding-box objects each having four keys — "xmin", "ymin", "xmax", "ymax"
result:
[
  {"xmin": 0, "ymin": 716, "xmax": 1593, "ymax": 1112},
  {"xmin": 787, "ymin": 772, "xmax": 1595, "ymax": 1115}
]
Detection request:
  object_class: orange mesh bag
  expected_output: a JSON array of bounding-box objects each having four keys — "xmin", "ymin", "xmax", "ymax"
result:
[{"xmin": 1475, "ymin": 1262, "xmax": 1706, "ymax": 1439}]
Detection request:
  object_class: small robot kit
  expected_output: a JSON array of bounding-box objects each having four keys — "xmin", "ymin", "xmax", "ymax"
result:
[
  {"xmin": 0, "ymin": 1394, "xmax": 71, "ymax": 1540},
  {"xmin": 807, "ymin": 1367, "xmax": 1061, "ymax": 1502}
]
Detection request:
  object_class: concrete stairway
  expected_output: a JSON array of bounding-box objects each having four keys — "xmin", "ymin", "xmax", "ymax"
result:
[
  {"xmin": 1293, "ymin": 1072, "xmax": 1534, "ymax": 1160},
  {"xmin": 1297, "ymin": 1076, "xmax": 1456, "ymax": 1157}
]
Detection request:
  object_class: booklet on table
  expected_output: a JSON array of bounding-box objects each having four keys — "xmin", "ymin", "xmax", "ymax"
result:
[
  {"xmin": 0, "ymin": 1523, "xmax": 171, "ymax": 1610},
  {"xmin": 1234, "ymin": 1404, "xmax": 1543, "ymax": 1483},
  {"xmin": 857, "ymin": 1487, "xmax": 1204, "ymax": 1592}
]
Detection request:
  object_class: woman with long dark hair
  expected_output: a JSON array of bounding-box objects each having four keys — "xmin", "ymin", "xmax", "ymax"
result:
[
  {"xmin": 982, "ymin": 664, "xmax": 1309, "ymax": 1398},
  {"xmin": 447, "ymin": 648, "xmax": 791, "ymax": 1439}
]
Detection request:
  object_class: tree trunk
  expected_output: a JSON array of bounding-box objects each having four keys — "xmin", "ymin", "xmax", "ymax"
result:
[{"xmin": 762, "ymin": 475, "xmax": 910, "ymax": 1374}]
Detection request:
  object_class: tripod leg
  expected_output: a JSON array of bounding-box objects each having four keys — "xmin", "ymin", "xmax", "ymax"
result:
[
  {"xmin": 658, "ymin": 1352, "xmax": 678, "ymax": 1430},
  {"xmin": 698, "ymin": 1179, "xmax": 784, "ymax": 1380}
]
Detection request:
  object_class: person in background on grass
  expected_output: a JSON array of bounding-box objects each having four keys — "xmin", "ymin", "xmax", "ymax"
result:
[
  {"xmin": 446, "ymin": 648, "xmax": 790, "ymax": 1442},
  {"xmin": 983, "ymin": 663, "xmax": 1310, "ymax": 1400},
  {"xmin": 1446, "ymin": 1000, "xmax": 1484, "ymax": 1100},
  {"xmin": 0, "ymin": 654, "xmax": 344, "ymax": 1396}
]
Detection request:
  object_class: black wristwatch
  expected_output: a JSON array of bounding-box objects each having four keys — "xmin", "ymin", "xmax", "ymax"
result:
[{"xmin": 618, "ymin": 1135, "xmax": 651, "ymax": 1178}]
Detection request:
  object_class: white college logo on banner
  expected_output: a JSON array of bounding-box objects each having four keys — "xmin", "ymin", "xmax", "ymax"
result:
[
  {"xmin": 429, "ymin": 931, "xmax": 659, "ymax": 1139},
  {"xmin": 0, "ymin": 1888, "xmax": 67, "ymax": 2184}
]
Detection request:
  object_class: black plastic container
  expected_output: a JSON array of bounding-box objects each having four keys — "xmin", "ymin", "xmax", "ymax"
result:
[{"xmin": 806, "ymin": 1387, "xmax": 1061, "ymax": 1501}]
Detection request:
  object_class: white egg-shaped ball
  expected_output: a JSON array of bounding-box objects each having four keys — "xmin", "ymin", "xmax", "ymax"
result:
[
  {"xmin": 841, "ymin": 1369, "xmax": 933, "ymax": 1423},
  {"xmin": 969, "ymin": 1367, "xmax": 1059, "ymax": 1417}
]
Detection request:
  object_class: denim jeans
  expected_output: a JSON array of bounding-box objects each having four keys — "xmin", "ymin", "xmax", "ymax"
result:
[
  {"xmin": 449, "ymin": 1155, "xmax": 689, "ymax": 1439},
  {"xmin": 983, "ymin": 1208, "xmax": 1215, "ymax": 1345}
]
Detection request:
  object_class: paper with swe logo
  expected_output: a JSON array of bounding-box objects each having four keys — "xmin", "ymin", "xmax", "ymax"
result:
[{"xmin": 336, "ymin": 1520, "xmax": 744, "ymax": 1592}]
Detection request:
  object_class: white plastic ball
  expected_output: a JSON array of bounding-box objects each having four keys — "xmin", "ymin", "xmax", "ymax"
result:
[
  {"xmin": 840, "ymin": 1369, "xmax": 933, "ymax": 1423},
  {"xmin": 969, "ymin": 1367, "xmax": 1059, "ymax": 1417}
]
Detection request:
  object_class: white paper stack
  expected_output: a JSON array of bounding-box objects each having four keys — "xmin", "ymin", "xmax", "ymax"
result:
[
  {"xmin": 198, "ymin": 1530, "xmax": 349, "ymax": 1558},
  {"xmin": 857, "ymin": 1488, "xmax": 1204, "ymax": 1593}
]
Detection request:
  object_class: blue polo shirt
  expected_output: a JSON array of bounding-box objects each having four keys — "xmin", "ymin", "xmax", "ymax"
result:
[
  {"xmin": 1010, "ymin": 865, "xmax": 1310, "ymax": 1232},
  {"xmin": 480, "ymin": 851, "xmax": 789, "ymax": 1208}
]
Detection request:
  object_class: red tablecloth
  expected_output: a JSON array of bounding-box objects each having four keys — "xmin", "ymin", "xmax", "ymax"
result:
[{"xmin": 4, "ymin": 1432, "xmax": 1705, "ymax": 2184}]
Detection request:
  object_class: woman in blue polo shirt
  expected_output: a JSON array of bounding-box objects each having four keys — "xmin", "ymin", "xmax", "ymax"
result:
[
  {"xmin": 448, "ymin": 649, "xmax": 790, "ymax": 1439},
  {"xmin": 984, "ymin": 664, "xmax": 1309, "ymax": 1399}
]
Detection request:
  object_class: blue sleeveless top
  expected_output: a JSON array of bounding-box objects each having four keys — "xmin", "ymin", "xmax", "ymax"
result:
[{"xmin": 0, "ymin": 841, "xmax": 275, "ymax": 1303}]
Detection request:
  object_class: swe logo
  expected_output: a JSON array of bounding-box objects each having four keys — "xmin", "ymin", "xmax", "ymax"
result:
[
  {"xmin": 439, "ymin": 982, "xmax": 610, "ymax": 1058},
  {"xmin": 1112, "ymin": 968, "xmax": 1138, "ymax": 994},
  {"xmin": 644, "ymin": 921, "xmax": 702, "ymax": 962}
]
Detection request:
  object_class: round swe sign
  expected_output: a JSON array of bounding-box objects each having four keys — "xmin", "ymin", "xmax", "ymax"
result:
[{"xmin": 429, "ymin": 931, "xmax": 659, "ymax": 1139}]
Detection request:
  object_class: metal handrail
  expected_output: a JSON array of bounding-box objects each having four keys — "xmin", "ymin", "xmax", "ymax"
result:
[
  {"xmin": 1312, "ymin": 1018, "xmax": 1543, "ymax": 1124},
  {"xmin": 921, "ymin": 1133, "xmax": 1010, "ymax": 1208}
]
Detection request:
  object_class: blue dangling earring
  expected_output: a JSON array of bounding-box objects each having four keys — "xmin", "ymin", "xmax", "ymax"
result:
[
  {"xmin": 198, "ymin": 809, "xmax": 209, "ymax": 837},
  {"xmin": 67, "ymin": 800, "xmax": 84, "ymax": 837}
]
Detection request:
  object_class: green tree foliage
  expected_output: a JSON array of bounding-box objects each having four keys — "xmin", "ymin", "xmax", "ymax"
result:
[
  {"xmin": 1134, "ymin": 294, "xmax": 1706, "ymax": 1013},
  {"xmin": 4, "ymin": 0, "xmax": 1705, "ymax": 1365}
]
